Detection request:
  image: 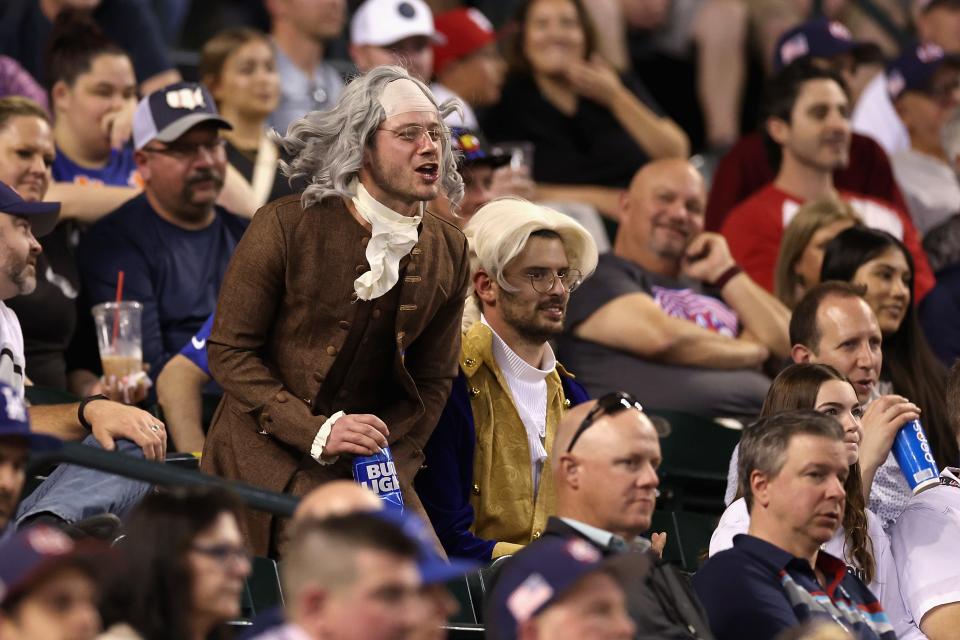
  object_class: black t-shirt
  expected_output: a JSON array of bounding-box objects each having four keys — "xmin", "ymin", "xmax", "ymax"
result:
[
  {"xmin": 0, "ymin": 0, "xmax": 172, "ymax": 86},
  {"xmin": 479, "ymin": 73, "xmax": 663, "ymax": 188}
]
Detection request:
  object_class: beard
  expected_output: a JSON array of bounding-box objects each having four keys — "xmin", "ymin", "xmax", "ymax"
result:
[
  {"xmin": 499, "ymin": 290, "xmax": 567, "ymax": 344},
  {"xmin": 6, "ymin": 259, "xmax": 36, "ymax": 296}
]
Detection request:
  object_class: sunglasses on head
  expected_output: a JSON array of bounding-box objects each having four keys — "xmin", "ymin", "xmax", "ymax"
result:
[{"xmin": 566, "ymin": 391, "xmax": 644, "ymax": 453}]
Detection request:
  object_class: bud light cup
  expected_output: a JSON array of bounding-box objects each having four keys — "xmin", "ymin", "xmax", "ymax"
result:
[
  {"xmin": 892, "ymin": 419, "xmax": 940, "ymax": 493},
  {"xmin": 353, "ymin": 446, "xmax": 404, "ymax": 513}
]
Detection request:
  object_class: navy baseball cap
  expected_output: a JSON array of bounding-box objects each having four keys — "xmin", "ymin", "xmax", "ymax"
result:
[
  {"xmin": 887, "ymin": 43, "xmax": 960, "ymax": 100},
  {"xmin": 487, "ymin": 537, "xmax": 622, "ymax": 640},
  {"xmin": 0, "ymin": 181, "xmax": 59, "ymax": 238},
  {"xmin": 373, "ymin": 509, "xmax": 478, "ymax": 584},
  {"xmin": 133, "ymin": 82, "xmax": 232, "ymax": 150},
  {"xmin": 451, "ymin": 127, "xmax": 510, "ymax": 169},
  {"xmin": 0, "ymin": 381, "xmax": 60, "ymax": 452},
  {"xmin": 774, "ymin": 18, "xmax": 861, "ymax": 71},
  {"xmin": 0, "ymin": 527, "xmax": 97, "ymax": 607}
]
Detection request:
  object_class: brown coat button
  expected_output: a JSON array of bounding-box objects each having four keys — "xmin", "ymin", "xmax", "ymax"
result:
[
  {"xmin": 338, "ymin": 320, "xmax": 350, "ymax": 330},
  {"xmin": 372, "ymin": 309, "xmax": 381, "ymax": 319},
  {"xmin": 275, "ymin": 391, "xmax": 288, "ymax": 403},
  {"xmin": 312, "ymin": 372, "xmax": 323, "ymax": 383},
  {"xmin": 361, "ymin": 237, "xmax": 369, "ymax": 246},
  {"xmin": 472, "ymin": 483, "xmax": 480, "ymax": 496},
  {"xmin": 326, "ymin": 345, "xmax": 337, "ymax": 356},
  {"xmin": 355, "ymin": 264, "xmax": 366, "ymax": 275}
]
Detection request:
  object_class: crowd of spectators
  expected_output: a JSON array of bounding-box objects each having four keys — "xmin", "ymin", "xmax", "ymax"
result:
[{"xmin": 1, "ymin": 0, "xmax": 960, "ymax": 639}]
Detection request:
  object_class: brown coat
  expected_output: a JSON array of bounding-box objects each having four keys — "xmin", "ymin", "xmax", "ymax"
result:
[{"xmin": 201, "ymin": 194, "xmax": 470, "ymax": 555}]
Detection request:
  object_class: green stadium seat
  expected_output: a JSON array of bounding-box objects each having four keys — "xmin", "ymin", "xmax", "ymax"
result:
[
  {"xmin": 247, "ymin": 556, "xmax": 284, "ymax": 612},
  {"xmin": 446, "ymin": 575, "xmax": 479, "ymax": 624}
]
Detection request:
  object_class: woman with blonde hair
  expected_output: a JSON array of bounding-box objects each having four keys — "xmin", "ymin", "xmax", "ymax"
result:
[{"xmin": 773, "ymin": 198, "xmax": 859, "ymax": 308}]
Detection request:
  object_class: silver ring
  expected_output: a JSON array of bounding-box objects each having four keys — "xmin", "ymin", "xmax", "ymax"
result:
[{"xmin": 150, "ymin": 424, "xmax": 162, "ymax": 433}]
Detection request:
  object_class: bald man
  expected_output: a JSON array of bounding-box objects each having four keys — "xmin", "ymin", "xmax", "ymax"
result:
[
  {"xmin": 521, "ymin": 396, "xmax": 714, "ymax": 639},
  {"xmin": 557, "ymin": 159, "xmax": 790, "ymax": 418}
]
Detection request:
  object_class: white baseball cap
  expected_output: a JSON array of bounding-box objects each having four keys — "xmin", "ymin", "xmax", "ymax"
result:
[{"xmin": 350, "ymin": 0, "xmax": 438, "ymax": 47}]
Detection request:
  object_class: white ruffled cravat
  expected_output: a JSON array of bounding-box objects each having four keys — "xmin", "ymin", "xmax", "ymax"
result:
[{"xmin": 351, "ymin": 182, "xmax": 422, "ymax": 300}]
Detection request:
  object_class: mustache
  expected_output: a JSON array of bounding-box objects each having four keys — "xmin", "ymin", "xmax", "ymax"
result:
[{"xmin": 185, "ymin": 169, "xmax": 224, "ymax": 188}]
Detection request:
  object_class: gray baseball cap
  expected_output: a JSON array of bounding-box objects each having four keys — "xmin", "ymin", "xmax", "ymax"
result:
[{"xmin": 133, "ymin": 82, "xmax": 232, "ymax": 150}]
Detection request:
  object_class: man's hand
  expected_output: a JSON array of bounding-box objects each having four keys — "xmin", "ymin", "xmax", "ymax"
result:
[
  {"xmin": 681, "ymin": 233, "xmax": 736, "ymax": 284},
  {"xmin": 92, "ymin": 371, "xmax": 152, "ymax": 405},
  {"xmin": 490, "ymin": 166, "xmax": 537, "ymax": 201},
  {"xmin": 650, "ymin": 531, "xmax": 667, "ymax": 558},
  {"xmin": 860, "ymin": 394, "xmax": 921, "ymax": 473},
  {"xmin": 84, "ymin": 398, "xmax": 167, "ymax": 461},
  {"xmin": 322, "ymin": 413, "xmax": 389, "ymax": 460},
  {"xmin": 566, "ymin": 55, "xmax": 625, "ymax": 108}
]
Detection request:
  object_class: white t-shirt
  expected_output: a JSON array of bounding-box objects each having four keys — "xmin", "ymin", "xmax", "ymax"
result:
[
  {"xmin": 710, "ymin": 498, "xmax": 926, "ymax": 640},
  {"xmin": 891, "ymin": 149, "xmax": 960, "ymax": 235},
  {"xmin": 852, "ymin": 73, "xmax": 910, "ymax": 156},
  {"xmin": 891, "ymin": 467, "xmax": 960, "ymax": 629},
  {"xmin": 0, "ymin": 300, "xmax": 26, "ymax": 398}
]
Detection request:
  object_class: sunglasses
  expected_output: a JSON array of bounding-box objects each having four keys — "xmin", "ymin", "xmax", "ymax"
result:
[{"xmin": 566, "ymin": 391, "xmax": 644, "ymax": 453}]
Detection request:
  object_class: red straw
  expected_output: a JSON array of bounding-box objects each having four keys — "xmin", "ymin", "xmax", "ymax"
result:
[{"xmin": 111, "ymin": 271, "xmax": 124, "ymax": 345}]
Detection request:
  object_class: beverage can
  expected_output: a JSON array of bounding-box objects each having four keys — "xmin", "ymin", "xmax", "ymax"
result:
[
  {"xmin": 352, "ymin": 446, "xmax": 404, "ymax": 513},
  {"xmin": 892, "ymin": 419, "xmax": 940, "ymax": 493}
]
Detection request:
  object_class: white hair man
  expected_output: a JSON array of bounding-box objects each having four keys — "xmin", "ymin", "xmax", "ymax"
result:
[
  {"xmin": 202, "ymin": 65, "xmax": 471, "ymax": 556},
  {"xmin": 414, "ymin": 198, "xmax": 598, "ymax": 561}
]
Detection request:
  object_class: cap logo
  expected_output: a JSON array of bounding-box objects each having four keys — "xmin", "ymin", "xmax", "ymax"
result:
[
  {"xmin": 26, "ymin": 527, "xmax": 73, "ymax": 555},
  {"xmin": 398, "ymin": 1, "xmax": 416, "ymax": 18},
  {"xmin": 507, "ymin": 573, "xmax": 554, "ymax": 622},
  {"xmin": 917, "ymin": 43, "xmax": 945, "ymax": 63},
  {"xmin": 566, "ymin": 537, "xmax": 602, "ymax": 563},
  {"xmin": 166, "ymin": 87, "xmax": 206, "ymax": 111},
  {"xmin": 780, "ymin": 34, "xmax": 809, "ymax": 66},
  {"xmin": 828, "ymin": 21, "xmax": 852, "ymax": 41},
  {"xmin": 467, "ymin": 8, "xmax": 494, "ymax": 33},
  {"xmin": 1, "ymin": 386, "xmax": 25, "ymax": 423}
]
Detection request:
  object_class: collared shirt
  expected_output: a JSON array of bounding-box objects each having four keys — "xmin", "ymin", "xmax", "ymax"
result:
[
  {"xmin": 482, "ymin": 315, "xmax": 556, "ymax": 495},
  {"xmin": 694, "ymin": 534, "xmax": 896, "ymax": 640},
  {"xmin": 267, "ymin": 40, "xmax": 344, "ymax": 134},
  {"xmin": 892, "ymin": 467, "xmax": 960, "ymax": 627},
  {"xmin": 559, "ymin": 517, "xmax": 652, "ymax": 553}
]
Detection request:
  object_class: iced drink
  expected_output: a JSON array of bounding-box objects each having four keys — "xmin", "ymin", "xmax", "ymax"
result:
[{"xmin": 92, "ymin": 301, "xmax": 143, "ymax": 380}]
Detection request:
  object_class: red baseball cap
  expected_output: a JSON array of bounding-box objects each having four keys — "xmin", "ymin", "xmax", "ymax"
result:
[{"xmin": 433, "ymin": 8, "xmax": 496, "ymax": 76}]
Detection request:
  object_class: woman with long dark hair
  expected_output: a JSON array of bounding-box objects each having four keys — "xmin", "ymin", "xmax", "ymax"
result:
[
  {"xmin": 479, "ymin": 0, "xmax": 688, "ymax": 219},
  {"xmin": 98, "ymin": 487, "xmax": 251, "ymax": 640},
  {"xmin": 710, "ymin": 363, "xmax": 921, "ymax": 639},
  {"xmin": 821, "ymin": 226, "xmax": 956, "ymax": 528}
]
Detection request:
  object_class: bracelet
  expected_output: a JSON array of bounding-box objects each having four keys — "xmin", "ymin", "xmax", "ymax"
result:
[
  {"xmin": 707, "ymin": 264, "xmax": 743, "ymax": 290},
  {"xmin": 78, "ymin": 394, "xmax": 108, "ymax": 432}
]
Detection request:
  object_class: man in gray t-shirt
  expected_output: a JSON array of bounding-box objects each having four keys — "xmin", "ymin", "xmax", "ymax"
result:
[{"xmin": 558, "ymin": 159, "xmax": 790, "ymax": 419}]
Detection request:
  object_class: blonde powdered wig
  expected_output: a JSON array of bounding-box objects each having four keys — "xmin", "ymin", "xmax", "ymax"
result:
[{"xmin": 461, "ymin": 197, "xmax": 599, "ymax": 329}]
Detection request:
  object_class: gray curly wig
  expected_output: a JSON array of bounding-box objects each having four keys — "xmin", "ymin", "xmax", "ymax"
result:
[{"xmin": 271, "ymin": 65, "xmax": 464, "ymax": 209}]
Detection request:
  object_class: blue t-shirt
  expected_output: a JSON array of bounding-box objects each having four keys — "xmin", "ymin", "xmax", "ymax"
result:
[
  {"xmin": 179, "ymin": 313, "xmax": 213, "ymax": 376},
  {"xmin": 78, "ymin": 194, "xmax": 248, "ymax": 384},
  {"xmin": 52, "ymin": 146, "xmax": 139, "ymax": 187}
]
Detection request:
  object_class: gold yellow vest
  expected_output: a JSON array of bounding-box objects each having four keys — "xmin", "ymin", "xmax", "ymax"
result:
[{"xmin": 460, "ymin": 323, "xmax": 574, "ymax": 558}]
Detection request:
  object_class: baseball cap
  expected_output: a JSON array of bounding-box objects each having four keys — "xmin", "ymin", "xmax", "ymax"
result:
[
  {"xmin": 0, "ymin": 527, "xmax": 96, "ymax": 607},
  {"xmin": 0, "ymin": 381, "xmax": 60, "ymax": 452},
  {"xmin": 372, "ymin": 509, "xmax": 478, "ymax": 584},
  {"xmin": 487, "ymin": 537, "xmax": 623, "ymax": 640},
  {"xmin": 0, "ymin": 181, "xmax": 59, "ymax": 238},
  {"xmin": 351, "ymin": 0, "xmax": 439, "ymax": 47},
  {"xmin": 887, "ymin": 42, "xmax": 960, "ymax": 100},
  {"xmin": 773, "ymin": 18, "xmax": 861, "ymax": 71},
  {"xmin": 433, "ymin": 8, "xmax": 497, "ymax": 76},
  {"xmin": 133, "ymin": 82, "xmax": 232, "ymax": 150},
  {"xmin": 451, "ymin": 127, "xmax": 511, "ymax": 169}
]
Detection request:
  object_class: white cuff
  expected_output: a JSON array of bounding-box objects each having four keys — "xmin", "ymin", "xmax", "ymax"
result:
[{"xmin": 311, "ymin": 410, "xmax": 345, "ymax": 465}]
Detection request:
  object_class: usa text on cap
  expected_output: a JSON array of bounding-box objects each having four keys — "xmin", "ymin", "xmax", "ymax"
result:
[{"xmin": 133, "ymin": 82, "xmax": 232, "ymax": 150}]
